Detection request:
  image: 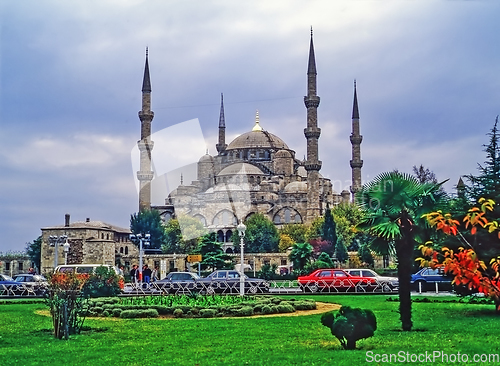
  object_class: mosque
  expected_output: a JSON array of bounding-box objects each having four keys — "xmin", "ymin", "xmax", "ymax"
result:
[{"xmin": 136, "ymin": 32, "xmax": 363, "ymax": 250}]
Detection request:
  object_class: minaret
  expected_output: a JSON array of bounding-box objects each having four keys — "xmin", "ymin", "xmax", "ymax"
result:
[
  {"xmin": 137, "ymin": 48, "xmax": 154, "ymax": 211},
  {"xmin": 350, "ymin": 80, "xmax": 363, "ymax": 201},
  {"xmin": 304, "ymin": 29, "xmax": 322, "ymax": 222},
  {"xmin": 216, "ymin": 93, "xmax": 227, "ymax": 154}
]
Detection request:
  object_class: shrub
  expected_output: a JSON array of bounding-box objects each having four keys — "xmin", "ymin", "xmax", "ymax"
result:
[
  {"xmin": 120, "ymin": 310, "xmax": 140, "ymax": 319},
  {"xmin": 321, "ymin": 306, "xmax": 377, "ymax": 350},
  {"xmin": 277, "ymin": 303, "xmax": 295, "ymax": 313},
  {"xmin": 235, "ymin": 306, "xmax": 253, "ymax": 317},
  {"xmin": 200, "ymin": 309, "xmax": 217, "ymax": 318},
  {"xmin": 112, "ymin": 309, "xmax": 122, "ymax": 317},
  {"xmin": 93, "ymin": 306, "xmax": 104, "ymax": 314},
  {"xmin": 261, "ymin": 305, "xmax": 272, "ymax": 314},
  {"xmin": 173, "ymin": 309, "xmax": 184, "ymax": 318},
  {"xmin": 144, "ymin": 309, "xmax": 159, "ymax": 318},
  {"xmin": 292, "ymin": 301, "xmax": 316, "ymax": 310}
]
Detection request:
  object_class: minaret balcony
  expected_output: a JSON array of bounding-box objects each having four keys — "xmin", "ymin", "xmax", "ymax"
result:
[
  {"xmin": 350, "ymin": 160, "xmax": 363, "ymax": 169},
  {"xmin": 304, "ymin": 127, "xmax": 321, "ymax": 139},
  {"xmin": 305, "ymin": 161, "xmax": 322, "ymax": 171},
  {"xmin": 137, "ymin": 140, "xmax": 154, "ymax": 151},
  {"xmin": 350, "ymin": 135, "xmax": 363, "ymax": 144},
  {"xmin": 304, "ymin": 96, "xmax": 320, "ymax": 108},
  {"xmin": 137, "ymin": 171, "xmax": 154, "ymax": 181}
]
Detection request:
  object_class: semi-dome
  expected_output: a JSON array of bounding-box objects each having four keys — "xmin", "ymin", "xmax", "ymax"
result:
[
  {"xmin": 199, "ymin": 153, "xmax": 214, "ymax": 163},
  {"xmin": 217, "ymin": 162, "xmax": 264, "ymax": 176},
  {"xmin": 284, "ymin": 181, "xmax": 308, "ymax": 193}
]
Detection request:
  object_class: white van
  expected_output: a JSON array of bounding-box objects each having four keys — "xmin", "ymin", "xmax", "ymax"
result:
[{"xmin": 54, "ymin": 264, "xmax": 122, "ymax": 276}]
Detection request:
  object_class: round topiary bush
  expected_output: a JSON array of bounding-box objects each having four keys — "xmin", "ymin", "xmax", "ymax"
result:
[
  {"xmin": 235, "ymin": 306, "xmax": 253, "ymax": 317},
  {"xmin": 277, "ymin": 303, "xmax": 295, "ymax": 313},
  {"xmin": 112, "ymin": 309, "xmax": 122, "ymax": 317},
  {"xmin": 173, "ymin": 309, "xmax": 184, "ymax": 318},
  {"xmin": 261, "ymin": 305, "xmax": 272, "ymax": 314}
]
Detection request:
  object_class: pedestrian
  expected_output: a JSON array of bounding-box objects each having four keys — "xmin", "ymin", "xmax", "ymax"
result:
[
  {"xmin": 130, "ymin": 265, "xmax": 138, "ymax": 283},
  {"xmin": 28, "ymin": 267, "xmax": 36, "ymax": 274},
  {"xmin": 151, "ymin": 266, "xmax": 159, "ymax": 282},
  {"xmin": 143, "ymin": 264, "xmax": 152, "ymax": 284}
]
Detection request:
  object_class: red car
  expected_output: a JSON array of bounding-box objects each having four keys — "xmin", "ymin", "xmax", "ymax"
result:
[{"xmin": 297, "ymin": 269, "xmax": 377, "ymax": 293}]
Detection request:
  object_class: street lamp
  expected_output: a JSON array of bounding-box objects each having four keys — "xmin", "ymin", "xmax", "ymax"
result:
[
  {"xmin": 49, "ymin": 235, "xmax": 68, "ymax": 268},
  {"xmin": 237, "ymin": 221, "xmax": 246, "ymax": 296},
  {"xmin": 129, "ymin": 233, "xmax": 151, "ymax": 284},
  {"xmin": 63, "ymin": 239, "xmax": 70, "ymax": 265}
]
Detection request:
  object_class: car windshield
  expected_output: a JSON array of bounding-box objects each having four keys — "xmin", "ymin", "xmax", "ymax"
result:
[{"xmin": 1, "ymin": 274, "xmax": 14, "ymax": 281}]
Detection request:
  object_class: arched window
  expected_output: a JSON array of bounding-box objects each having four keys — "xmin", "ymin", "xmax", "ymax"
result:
[
  {"xmin": 120, "ymin": 247, "xmax": 124, "ymax": 254},
  {"xmin": 225, "ymin": 230, "xmax": 233, "ymax": 242},
  {"xmin": 125, "ymin": 246, "xmax": 129, "ymax": 255},
  {"xmin": 284, "ymin": 209, "xmax": 291, "ymax": 223},
  {"xmin": 294, "ymin": 214, "xmax": 302, "ymax": 223},
  {"xmin": 274, "ymin": 215, "xmax": 281, "ymax": 224},
  {"xmin": 217, "ymin": 230, "xmax": 225, "ymax": 243},
  {"xmin": 106, "ymin": 234, "xmax": 109, "ymax": 240},
  {"xmin": 101, "ymin": 233, "xmax": 104, "ymax": 239}
]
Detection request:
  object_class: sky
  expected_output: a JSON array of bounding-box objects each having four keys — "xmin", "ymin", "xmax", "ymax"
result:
[{"xmin": 1, "ymin": 0, "xmax": 499, "ymax": 253}]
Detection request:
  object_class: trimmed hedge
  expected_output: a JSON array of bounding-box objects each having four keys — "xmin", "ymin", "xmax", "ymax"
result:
[{"xmin": 85, "ymin": 295, "xmax": 316, "ymax": 319}]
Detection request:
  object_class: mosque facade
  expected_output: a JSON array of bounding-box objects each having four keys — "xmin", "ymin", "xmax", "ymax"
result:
[{"xmin": 135, "ymin": 33, "xmax": 363, "ymax": 250}]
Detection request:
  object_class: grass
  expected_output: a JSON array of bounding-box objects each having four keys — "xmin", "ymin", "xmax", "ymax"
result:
[{"xmin": 1, "ymin": 295, "xmax": 500, "ymax": 365}]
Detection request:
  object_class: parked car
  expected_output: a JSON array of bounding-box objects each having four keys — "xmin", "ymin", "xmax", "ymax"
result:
[
  {"xmin": 344, "ymin": 268, "xmax": 399, "ymax": 292},
  {"xmin": 411, "ymin": 267, "xmax": 453, "ymax": 292},
  {"xmin": 12, "ymin": 274, "xmax": 48, "ymax": 296},
  {"xmin": 297, "ymin": 269, "xmax": 378, "ymax": 293},
  {"xmin": 196, "ymin": 270, "xmax": 269, "ymax": 294},
  {"xmin": 0, "ymin": 274, "xmax": 21, "ymax": 296},
  {"xmin": 153, "ymin": 272, "xmax": 201, "ymax": 294}
]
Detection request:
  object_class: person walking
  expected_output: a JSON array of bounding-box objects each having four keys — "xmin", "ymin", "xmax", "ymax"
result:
[{"xmin": 143, "ymin": 264, "xmax": 152, "ymax": 284}]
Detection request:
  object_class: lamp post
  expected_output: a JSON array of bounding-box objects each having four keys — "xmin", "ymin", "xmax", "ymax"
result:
[
  {"xmin": 63, "ymin": 239, "xmax": 70, "ymax": 265},
  {"xmin": 129, "ymin": 233, "xmax": 151, "ymax": 284},
  {"xmin": 237, "ymin": 222, "xmax": 246, "ymax": 296},
  {"xmin": 49, "ymin": 235, "xmax": 68, "ymax": 269}
]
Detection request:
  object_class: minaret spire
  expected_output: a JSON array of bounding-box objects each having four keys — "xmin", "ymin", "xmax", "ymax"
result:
[
  {"xmin": 350, "ymin": 79, "xmax": 363, "ymax": 201},
  {"xmin": 137, "ymin": 48, "xmax": 155, "ymax": 211},
  {"xmin": 304, "ymin": 29, "xmax": 322, "ymax": 222},
  {"xmin": 216, "ymin": 93, "xmax": 227, "ymax": 154}
]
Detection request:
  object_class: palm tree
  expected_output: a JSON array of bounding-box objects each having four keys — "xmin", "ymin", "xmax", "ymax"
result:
[
  {"xmin": 357, "ymin": 171, "xmax": 447, "ymax": 331},
  {"xmin": 289, "ymin": 242, "xmax": 314, "ymax": 273}
]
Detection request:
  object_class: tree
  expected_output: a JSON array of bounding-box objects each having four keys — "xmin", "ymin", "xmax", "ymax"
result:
[
  {"xmin": 26, "ymin": 236, "xmax": 42, "ymax": 271},
  {"xmin": 413, "ymin": 164, "xmax": 438, "ymax": 184},
  {"xmin": 232, "ymin": 213, "xmax": 279, "ymax": 253},
  {"xmin": 163, "ymin": 219, "xmax": 182, "ymax": 253},
  {"xmin": 289, "ymin": 242, "xmax": 313, "ymax": 273},
  {"xmin": 306, "ymin": 216, "xmax": 324, "ymax": 241},
  {"xmin": 358, "ymin": 242, "xmax": 374, "ymax": 267},
  {"xmin": 130, "ymin": 209, "xmax": 166, "ymax": 249},
  {"xmin": 334, "ymin": 238, "xmax": 349, "ymax": 264},
  {"xmin": 279, "ymin": 223, "xmax": 308, "ymax": 244},
  {"xmin": 198, "ymin": 232, "xmax": 230, "ymax": 271},
  {"xmin": 357, "ymin": 171, "xmax": 446, "ymax": 331},
  {"xmin": 420, "ymin": 198, "xmax": 500, "ymax": 312},
  {"xmin": 464, "ymin": 117, "xmax": 500, "ymax": 203},
  {"xmin": 331, "ymin": 203, "xmax": 365, "ymax": 250},
  {"xmin": 322, "ymin": 204, "xmax": 337, "ymax": 247},
  {"xmin": 278, "ymin": 234, "xmax": 295, "ymax": 252}
]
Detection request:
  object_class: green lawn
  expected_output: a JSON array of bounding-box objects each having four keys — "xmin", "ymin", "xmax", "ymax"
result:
[{"xmin": 1, "ymin": 295, "xmax": 500, "ymax": 365}]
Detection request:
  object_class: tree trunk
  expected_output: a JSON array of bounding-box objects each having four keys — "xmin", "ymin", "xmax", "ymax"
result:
[
  {"xmin": 346, "ymin": 338, "xmax": 357, "ymax": 350},
  {"xmin": 396, "ymin": 237, "xmax": 414, "ymax": 331}
]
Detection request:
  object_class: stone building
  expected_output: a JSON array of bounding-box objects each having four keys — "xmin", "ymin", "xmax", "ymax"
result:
[
  {"xmin": 146, "ymin": 32, "xmax": 363, "ymax": 251},
  {"xmin": 40, "ymin": 214, "xmax": 133, "ymax": 274}
]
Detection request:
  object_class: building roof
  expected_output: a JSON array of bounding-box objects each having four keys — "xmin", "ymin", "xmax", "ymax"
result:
[
  {"xmin": 284, "ymin": 181, "xmax": 308, "ymax": 193},
  {"xmin": 42, "ymin": 220, "xmax": 130, "ymax": 233}
]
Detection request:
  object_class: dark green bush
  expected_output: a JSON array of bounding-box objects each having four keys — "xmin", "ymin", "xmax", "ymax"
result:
[
  {"xmin": 292, "ymin": 301, "xmax": 316, "ymax": 310},
  {"xmin": 112, "ymin": 309, "xmax": 122, "ymax": 317},
  {"xmin": 200, "ymin": 309, "xmax": 217, "ymax": 318},
  {"xmin": 143, "ymin": 309, "xmax": 159, "ymax": 318},
  {"xmin": 120, "ymin": 310, "xmax": 140, "ymax": 319},
  {"xmin": 321, "ymin": 306, "xmax": 377, "ymax": 350},
  {"xmin": 277, "ymin": 303, "xmax": 295, "ymax": 313},
  {"xmin": 173, "ymin": 309, "xmax": 183, "ymax": 318},
  {"xmin": 235, "ymin": 306, "xmax": 253, "ymax": 317},
  {"xmin": 261, "ymin": 305, "xmax": 272, "ymax": 314},
  {"xmin": 93, "ymin": 306, "xmax": 104, "ymax": 314}
]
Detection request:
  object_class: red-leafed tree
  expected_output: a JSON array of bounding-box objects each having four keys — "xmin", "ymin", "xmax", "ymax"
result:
[{"xmin": 419, "ymin": 198, "xmax": 500, "ymax": 312}]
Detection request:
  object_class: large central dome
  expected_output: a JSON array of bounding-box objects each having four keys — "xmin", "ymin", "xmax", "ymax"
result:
[
  {"xmin": 226, "ymin": 111, "xmax": 289, "ymax": 151},
  {"xmin": 227, "ymin": 130, "xmax": 289, "ymax": 150}
]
